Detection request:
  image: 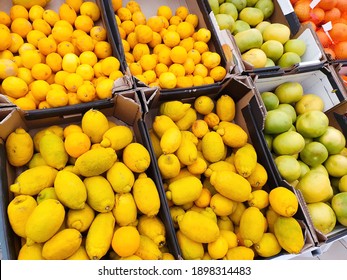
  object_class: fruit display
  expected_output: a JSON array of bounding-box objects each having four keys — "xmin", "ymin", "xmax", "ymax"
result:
[
  {"xmin": 260, "ymin": 80, "xmax": 347, "ymax": 235},
  {"xmin": 290, "ymin": 0, "xmax": 347, "ymax": 60},
  {"xmin": 144, "ymin": 91, "xmax": 307, "ymax": 259},
  {"xmin": 207, "ymin": 0, "xmax": 309, "ymax": 69},
  {"xmin": 3, "ymin": 98, "xmax": 179, "ymax": 260},
  {"xmin": 109, "ymin": 0, "xmax": 227, "ymax": 89},
  {"xmin": 0, "ymin": 0, "xmax": 124, "ymax": 111}
]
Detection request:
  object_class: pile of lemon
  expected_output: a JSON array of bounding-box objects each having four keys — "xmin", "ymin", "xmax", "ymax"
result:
[
  {"xmin": 0, "ymin": 0, "xmax": 123, "ymax": 110},
  {"xmin": 112, "ymin": 0, "xmax": 227, "ymax": 89},
  {"xmin": 5, "ymin": 109, "xmax": 175, "ymax": 260},
  {"xmin": 149, "ymin": 95, "xmax": 305, "ymax": 259}
]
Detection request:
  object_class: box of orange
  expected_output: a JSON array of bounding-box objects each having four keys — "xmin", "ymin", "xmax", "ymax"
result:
[
  {"xmin": 0, "ymin": 0, "xmax": 134, "ymax": 118},
  {"xmin": 102, "ymin": 0, "xmax": 235, "ymax": 100}
]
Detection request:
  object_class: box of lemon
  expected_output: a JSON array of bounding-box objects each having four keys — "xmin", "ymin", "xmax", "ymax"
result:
[
  {"xmin": 140, "ymin": 75, "xmax": 316, "ymax": 260},
  {"xmin": 103, "ymin": 0, "xmax": 235, "ymax": 100},
  {"xmin": 204, "ymin": 0, "xmax": 327, "ymax": 76},
  {"xmin": 250, "ymin": 66, "xmax": 347, "ymax": 251},
  {"xmin": 0, "ymin": 92, "xmax": 181, "ymax": 260},
  {"xmin": 0, "ymin": 0, "xmax": 134, "ymax": 117}
]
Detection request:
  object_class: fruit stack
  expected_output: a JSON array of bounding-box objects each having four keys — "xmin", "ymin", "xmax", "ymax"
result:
[
  {"xmin": 142, "ymin": 77, "xmax": 312, "ymax": 260},
  {"xmin": 205, "ymin": 0, "xmax": 326, "ymax": 73},
  {"xmin": 0, "ymin": 0, "xmax": 128, "ymax": 112},
  {"xmin": 254, "ymin": 68, "xmax": 347, "ymax": 244},
  {"xmin": 0, "ymin": 94, "xmax": 180, "ymax": 260},
  {"xmin": 106, "ymin": 0, "xmax": 231, "ymax": 94}
]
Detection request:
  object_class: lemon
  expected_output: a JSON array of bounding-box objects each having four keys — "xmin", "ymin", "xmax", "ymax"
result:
[
  {"xmin": 210, "ymin": 193, "xmax": 236, "ymax": 216},
  {"xmin": 9, "ymin": 165, "xmax": 58, "ymax": 196},
  {"xmin": 133, "ymin": 173, "xmax": 160, "ymax": 217},
  {"xmin": 18, "ymin": 243, "xmax": 44, "ymax": 260},
  {"xmin": 96, "ymin": 78, "xmax": 114, "ymax": 99},
  {"xmin": 192, "ymin": 119, "xmax": 209, "ymax": 138},
  {"xmin": 39, "ymin": 131, "xmax": 68, "ymax": 170},
  {"xmin": 100, "ymin": 125, "xmax": 133, "ymax": 150},
  {"xmin": 81, "ymin": 109, "xmax": 109, "ymax": 143},
  {"xmin": 269, "ymin": 186, "xmax": 298, "ymax": 217},
  {"xmin": 73, "ymin": 147, "xmax": 117, "ymax": 177},
  {"xmin": 54, "ymin": 170, "xmax": 87, "ymax": 209},
  {"xmin": 160, "ymin": 126, "xmax": 182, "ymax": 155},
  {"xmin": 135, "ymin": 234, "xmax": 163, "ymax": 260},
  {"xmin": 246, "ymin": 162, "xmax": 268, "ymax": 189},
  {"xmin": 176, "ymin": 229, "xmax": 204, "ymax": 260},
  {"xmin": 7, "ymin": 195, "xmax": 37, "ymax": 238},
  {"xmin": 194, "ymin": 95, "xmax": 214, "ymax": 115},
  {"xmin": 201, "ymin": 131, "xmax": 225, "ymax": 163},
  {"xmin": 25, "ymin": 199, "xmax": 65, "ymax": 245},
  {"xmin": 28, "ymin": 153, "xmax": 47, "ymax": 169},
  {"xmin": 248, "ymin": 189, "xmax": 269, "ymax": 209},
  {"xmin": 62, "ymin": 52, "xmax": 80, "ymax": 73},
  {"xmin": 207, "ymin": 235, "xmax": 229, "ymax": 259},
  {"xmin": 152, "ymin": 115, "xmax": 178, "ymax": 138},
  {"xmin": 158, "ymin": 153, "xmax": 181, "ymax": 179},
  {"xmin": 224, "ymin": 246, "xmax": 255, "ymax": 260},
  {"xmin": 220, "ymin": 230, "xmax": 238, "ymax": 249},
  {"xmin": 0, "ymin": 58, "xmax": 18, "ymax": 79},
  {"xmin": 112, "ymin": 226, "xmax": 141, "ymax": 257},
  {"xmin": 84, "ymin": 175, "xmax": 115, "ymax": 213},
  {"xmin": 122, "ymin": 142, "xmax": 151, "ymax": 173},
  {"xmin": 137, "ymin": 215, "xmax": 166, "ymax": 248},
  {"xmin": 66, "ymin": 246, "xmax": 90, "ymax": 260},
  {"xmin": 36, "ymin": 187, "xmax": 58, "ymax": 204},
  {"xmin": 159, "ymin": 72, "xmax": 177, "ymax": 89},
  {"xmin": 5, "ymin": 127, "xmax": 33, "ymax": 167},
  {"xmin": 204, "ymin": 160, "xmax": 235, "ymax": 178},
  {"xmin": 106, "ymin": 161, "xmax": 135, "ymax": 193},
  {"xmin": 86, "ymin": 212, "xmax": 115, "ymax": 260},
  {"xmin": 187, "ymin": 153, "xmax": 208, "ymax": 175},
  {"xmin": 113, "ymin": 193, "xmax": 137, "ymax": 226},
  {"xmin": 66, "ymin": 203, "xmax": 95, "ymax": 233},
  {"xmin": 239, "ymin": 206, "xmax": 266, "ymax": 247},
  {"xmin": 2, "ymin": 76, "xmax": 28, "ymax": 98},
  {"xmin": 42, "ymin": 228, "xmax": 82, "ymax": 260}
]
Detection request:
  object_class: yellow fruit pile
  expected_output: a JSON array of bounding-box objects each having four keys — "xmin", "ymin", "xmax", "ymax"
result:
[
  {"xmin": 5, "ymin": 108, "xmax": 174, "ymax": 260},
  {"xmin": 149, "ymin": 95, "xmax": 305, "ymax": 259},
  {"xmin": 0, "ymin": 0, "xmax": 123, "ymax": 110},
  {"xmin": 111, "ymin": 0, "xmax": 227, "ymax": 89}
]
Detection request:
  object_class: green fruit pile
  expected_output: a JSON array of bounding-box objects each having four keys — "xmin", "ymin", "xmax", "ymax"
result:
[
  {"xmin": 261, "ymin": 81, "xmax": 347, "ymax": 235},
  {"xmin": 208, "ymin": 0, "xmax": 307, "ymax": 68}
]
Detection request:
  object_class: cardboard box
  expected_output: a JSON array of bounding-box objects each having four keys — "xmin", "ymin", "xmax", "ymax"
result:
[
  {"xmin": 0, "ymin": 93, "xmax": 181, "ymax": 260},
  {"xmin": 142, "ymin": 76, "xmax": 315, "ymax": 260},
  {"xmin": 250, "ymin": 68, "xmax": 347, "ymax": 249},
  {"xmin": 102, "ymin": 0, "xmax": 234, "ymax": 99},
  {"xmin": 0, "ymin": 0, "xmax": 134, "ymax": 118},
  {"xmin": 203, "ymin": 0, "xmax": 327, "ymax": 76}
]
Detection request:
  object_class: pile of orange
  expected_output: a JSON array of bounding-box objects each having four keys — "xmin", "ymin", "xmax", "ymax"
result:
[
  {"xmin": 111, "ymin": 0, "xmax": 227, "ymax": 89},
  {"xmin": 0, "ymin": 0, "xmax": 123, "ymax": 111},
  {"xmin": 291, "ymin": 0, "xmax": 347, "ymax": 60}
]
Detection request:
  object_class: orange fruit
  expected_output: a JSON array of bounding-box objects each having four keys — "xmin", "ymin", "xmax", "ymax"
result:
[
  {"xmin": 10, "ymin": 5, "xmax": 29, "ymax": 20},
  {"xmin": 31, "ymin": 63, "xmax": 52, "ymax": 80},
  {"xmin": 132, "ymin": 11, "xmax": 146, "ymax": 26},
  {"xmin": 170, "ymin": 46, "xmax": 187, "ymax": 64},
  {"xmin": 76, "ymin": 81, "xmax": 96, "ymax": 102},
  {"xmin": 0, "ymin": 11, "xmax": 11, "ymax": 27},
  {"xmin": 59, "ymin": 3, "xmax": 77, "ymax": 25},
  {"xmin": 64, "ymin": 131, "xmax": 91, "ymax": 158},
  {"xmin": 336, "ymin": 0, "xmax": 347, "ymax": 12},
  {"xmin": 42, "ymin": 9, "xmax": 60, "ymax": 27},
  {"xmin": 101, "ymin": 56, "xmax": 121, "ymax": 76},
  {"xmin": 37, "ymin": 37, "xmax": 57, "ymax": 55},
  {"xmin": 75, "ymin": 34, "xmax": 94, "ymax": 52},
  {"xmin": 11, "ymin": 18, "xmax": 32, "ymax": 38},
  {"xmin": 294, "ymin": 0, "xmax": 311, "ymax": 22},
  {"xmin": 168, "ymin": 63, "xmax": 185, "ymax": 77},
  {"xmin": 79, "ymin": 51, "xmax": 98, "ymax": 66},
  {"xmin": 79, "ymin": 1, "xmax": 101, "ymax": 21},
  {"xmin": 94, "ymin": 41, "xmax": 112, "ymax": 59},
  {"xmin": 176, "ymin": 21, "xmax": 195, "ymax": 39},
  {"xmin": 30, "ymin": 80, "xmax": 51, "ymax": 101},
  {"xmin": 132, "ymin": 43, "xmax": 150, "ymax": 61},
  {"xmin": 175, "ymin": 6, "xmax": 189, "ymax": 20},
  {"xmin": 163, "ymin": 30, "xmax": 180, "ymax": 47},
  {"xmin": 57, "ymin": 41, "xmax": 75, "ymax": 57},
  {"xmin": 21, "ymin": 49, "xmax": 42, "ymax": 69},
  {"xmin": 14, "ymin": 97, "xmax": 36, "ymax": 110},
  {"xmin": 90, "ymin": 26, "xmax": 107, "ymax": 41},
  {"xmin": 316, "ymin": 29, "xmax": 332, "ymax": 47},
  {"xmin": 135, "ymin": 24, "xmax": 153, "ymax": 44},
  {"xmin": 46, "ymin": 88, "xmax": 69, "ymax": 107},
  {"xmin": 330, "ymin": 23, "xmax": 347, "ymax": 43},
  {"xmin": 157, "ymin": 6, "xmax": 173, "ymax": 20},
  {"xmin": 309, "ymin": 7, "xmax": 325, "ymax": 25},
  {"xmin": 148, "ymin": 31, "xmax": 162, "ymax": 49},
  {"xmin": 64, "ymin": 73, "xmax": 84, "ymax": 92},
  {"xmin": 333, "ymin": 41, "xmax": 347, "ymax": 59},
  {"xmin": 185, "ymin": 14, "xmax": 199, "ymax": 28},
  {"xmin": 147, "ymin": 16, "xmax": 164, "ymax": 33},
  {"xmin": 8, "ymin": 33, "xmax": 24, "ymax": 53},
  {"xmin": 323, "ymin": 7, "xmax": 341, "ymax": 24},
  {"xmin": 121, "ymin": 20, "xmax": 135, "ymax": 35},
  {"xmin": 111, "ymin": 226, "xmax": 140, "ymax": 258},
  {"xmin": 209, "ymin": 66, "xmax": 226, "ymax": 82},
  {"xmin": 74, "ymin": 15, "xmax": 94, "ymax": 33},
  {"xmin": 139, "ymin": 54, "xmax": 156, "ymax": 71},
  {"xmin": 194, "ymin": 187, "xmax": 212, "ymax": 208},
  {"xmin": 117, "ymin": 7, "xmax": 132, "ymax": 21},
  {"xmin": 159, "ymin": 71, "xmax": 177, "ymax": 89},
  {"xmin": 169, "ymin": 16, "xmax": 182, "ymax": 26},
  {"xmin": 76, "ymin": 64, "xmax": 94, "ymax": 81},
  {"xmin": 317, "ymin": 0, "xmax": 337, "ymax": 11},
  {"xmin": 32, "ymin": 18, "xmax": 52, "ymax": 35},
  {"xmin": 301, "ymin": 20, "xmax": 317, "ymax": 31},
  {"xmin": 26, "ymin": 30, "xmax": 46, "ymax": 48}
]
